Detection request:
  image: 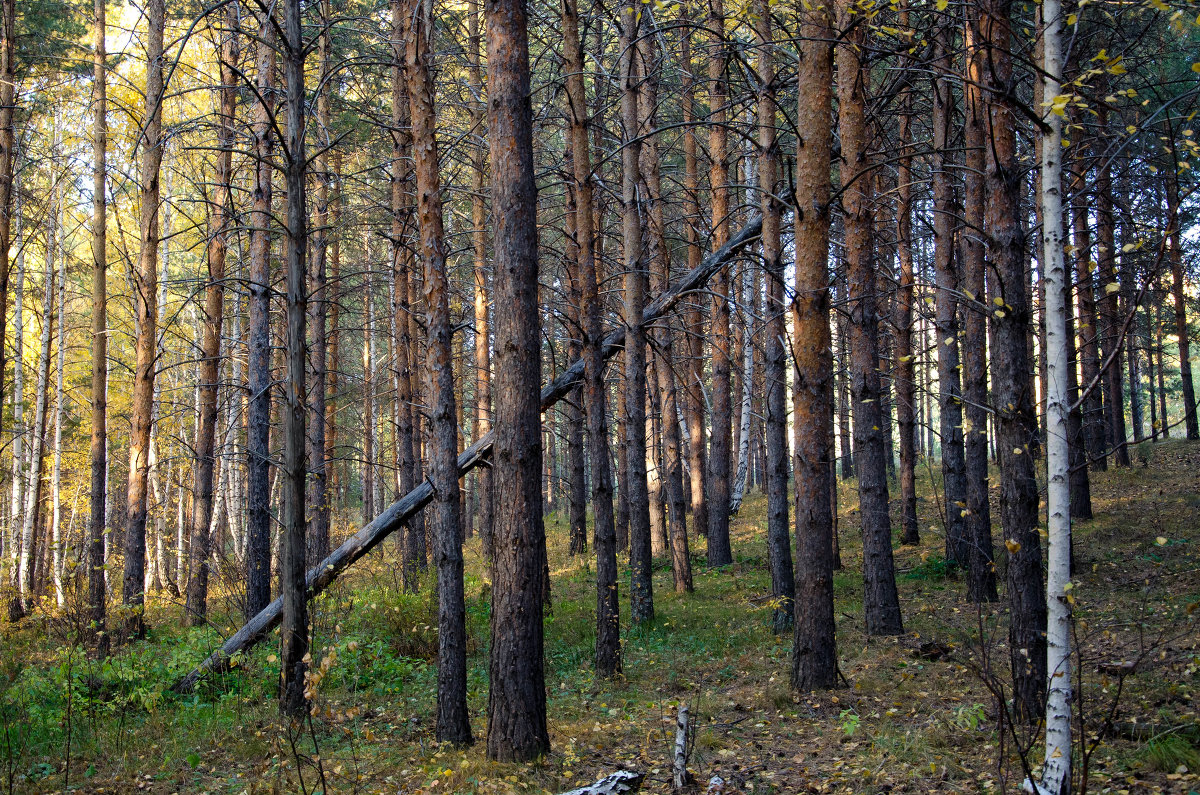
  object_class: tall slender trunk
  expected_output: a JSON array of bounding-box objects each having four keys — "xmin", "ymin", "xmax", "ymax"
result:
[
  {"xmin": 931, "ymin": 23, "xmax": 969, "ymax": 567},
  {"xmin": 188, "ymin": 7, "xmax": 238, "ymax": 624},
  {"xmin": 88, "ymin": 0, "xmax": 108, "ymax": 641},
  {"xmin": 16, "ymin": 211, "xmax": 55, "ymax": 613},
  {"xmin": 837, "ymin": 0, "xmax": 902, "ymax": 636},
  {"xmin": 402, "ymin": 0, "xmax": 471, "ymax": 743},
  {"xmin": 978, "ymin": 0, "xmax": 1046, "ymax": 722},
  {"xmin": 562, "ymin": 0, "xmax": 620, "ymax": 676},
  {"xmin": 756, "ymin": 0, "xmax": 791, "ymax": 631},
  {"xmin": 1038, "ymin": 2, "xmax": 1072, "ymax": 788},
  {"xmin": 962, "ymin": 7, "xmax": 998, "ymax": 602},
  {"xmin": 484, "ymin": 0, "xmax": 550, "ymax": 759},
  {"xmin": 638, "ymin": 20, "xmax": 692, "ymax": 594},
  {"xmin": 1096, "ymin": 114, "xmax": 1129, "ymax": 465},
  {"xmin": 1071, "ymin": 136, "xmax": 1107, "ymax": 470},
  {"xmin": 363, "ymin": 262, "xmax": 376, "ymax": 524},
  {"xmin": 279, "ymin": 0, "xmax": 309, "ymax": 718},
  {"xmin": 563, "ymin": 163, "xmax": 587, "ymax": 556},
  {"xmin": 8, "ymin": 192, "xmax": 23, "ymax": 586},
  {"xmin": 680, "ymin": 22, "xmax": 708, "ymax": 544},
  {"xmin": 0, "ymin": 0, "xmax": 15, "ymax": 498},
  {"xmin": 246, "ymin": 9, "xmax": 276, "ymax": 619},
  {"xmin": 327, "ymin": 152, "xmax": 342, "ymax": 521},
  {"xmin": 52, "ymin": 181, "xmax": 65, "ymax": 607},
  {"xmin": 468, "ymin": 0, "xmax": 494, "ymax": 556},
  {"xmin": 1166, "ymin": 159, "xmax": 1199, "ymax": 439},
  {"xmin": 791, "ymin": 0, "xmax": 837, "ymax": 690},
  {"xmin": 307, "ymin": 0, "xmax": 331, "ymax": 568},
  {"xmin": 124, "ymin": 0, "xmax": 166, "ymax": 638},
  {"xmin": 705, "ymin": 0, "xmax": 733, "ymax": 566},
  {"xmin": 894, "ymin": 0, "xmax": 918, "ymax": 547},
  {"xmin": 619, "ymin": 0, "xmax": 652, "ymax": 626}
]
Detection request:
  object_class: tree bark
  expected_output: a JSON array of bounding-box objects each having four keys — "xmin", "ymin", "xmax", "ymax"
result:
[
  {"xmin": 962, "ymin": 8, "xmax": 998, "ymax": 603},
  {"xmin": 705, "ymin": 0, "xmax": 733, "ymax": 567},
  {"xmin": 837, "ymin": 0, "xmax": 902, "ymax": 636},
  {"xmin": 791, "ymin": 0, "xmax": 838, "ymax": 689},
  {"xmin": 88, "ymin": 0, "xmax": 109, "ymax": 648},
  {"xmin": 188, "ymin": 5, "xmax": 238, "ymax": 624},
  {"xmin": 978, "ymin": 0, "xmax": 1047, "ymax": 722},
  {"xmin": 619, "ymin": 0, "xmax": 652, "ymax": 626},
  {"xmin": 1096, "ymin": 113, "xmax": 1129, "ymax": 465},
  {"xmin": 246, "ymin": 7, "xmax": 276, "ymax": 619},
  {"xmin": 931, "ymin": 22, "xmax": 969, "ymax": 567},
  {"xmin": 485, "ymin": 0, "xmax": 551, "ymax": 759},
  {"xmin": 894, "ymin": 0, "xmax": 918, "ymax": 548},
  {"xmin": 403, "ymin": 0, "xmax": 471, "ymax": 744},
  {"xmin": 1167, "ymin": 156, "xmax": 1199, "ymax": 439},
  {"xmin": 757, "ymin": 0, "xmax": 792, "ymax": 632},
  {"xmin": 124, "ymin": 0, "xmax": 166, "ymax": 638},
  {"xmin": 639, "ymin": 22, "xmax": 692, "ymax": 594},
  {"xmin": 561, "ymin": 0, "xmax": 620, "ymax": 677},
  {"xmin": 279, "ymin": 0, "xmax": 309, "ymax": 718}
]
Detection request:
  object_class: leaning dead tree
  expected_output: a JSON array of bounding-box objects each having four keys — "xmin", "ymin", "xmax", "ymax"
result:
[{"xmin": 172, "ymin": 214, "xmax": 764, "ymax": 694}]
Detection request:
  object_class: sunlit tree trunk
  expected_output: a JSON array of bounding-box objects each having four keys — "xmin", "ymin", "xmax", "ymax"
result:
[
  {"xmin": 88, "ymin": 0, "xmax": 108, "ymax": 645},
  {"xmin": 791, "ymin": 0, "xmax": 837, "ymax": 690},
  {"xmin": 307, "ymin": 0, "xmax": 332, "ymax": 568},
  {"xmin": 680, "ymin": 22, "xmax": 708, "ymax": 545},
  {"xmin": 188, "ymin": 6, "xmax": 238, "ymax": 624},
  {"xmin": 1167, "ymin": 155, "xmax": 1199, "ymax": 440},
  {"xmin": 123, "ymin": 0, "xmax": 166, "ymax": 638}
]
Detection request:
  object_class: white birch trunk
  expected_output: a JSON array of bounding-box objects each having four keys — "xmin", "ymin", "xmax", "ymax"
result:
[
  {"xmin": 730, "ymin": 141, "xmax": 756, "ymax": 515},
  {"xmin": 8, "ymin": 189, "xmax": 25, "ymax": 573},
  {"xmin": 52, "ymin": 173, "xmax": 66, "ymax": 606},
  {"xmin": 1031, "ymin": 1, "xmax": 1072, "ymax": 791},
  {"xmin": 18, "ymin": 226, "xmax": 55, "ymax": 606}
]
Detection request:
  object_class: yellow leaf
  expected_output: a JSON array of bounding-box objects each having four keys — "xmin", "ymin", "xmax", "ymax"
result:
[
  {"xmin": 1067, "ymin": 12, "xmax": 1077, "ymax": 24},
  {"xmin": 1005, "ymin": 539, "xmax": 1021, "ymax": 554},
  {"xmin": 936, "ymin": 0, "xmax": 947, "ymax": 8},
  {"xmin": 1156, "ymin": 536, "xmax": 1168, "ymax": 546}
]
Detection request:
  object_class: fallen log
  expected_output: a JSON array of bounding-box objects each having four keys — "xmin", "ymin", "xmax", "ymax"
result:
[
  {"xmin": 557, "ymin": 771, "xmax": 645, "ymax": 795},
  {"xmin": 172, "ymin": 214, "xmax": 763, "ymax": 694}
]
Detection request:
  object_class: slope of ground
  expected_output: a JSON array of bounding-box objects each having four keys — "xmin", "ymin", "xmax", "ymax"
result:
[{"xmin": 2, "ymin": 440, "xmax": 1199, "ymax": 794}]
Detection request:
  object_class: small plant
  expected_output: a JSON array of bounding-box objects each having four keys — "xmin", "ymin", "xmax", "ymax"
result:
[
  {"xmin": 950, "ymin": 703, "xmax": 987, "ymax": 731},
  {"xmin": 1144, "ymin": 731, "xmax": 1200, "ymax": 772},
  {"xmin": 903, "ymin": 554, "xmax": 955, "ymax": 582},
  {"xmin": 839, "ymin": 708, "xmax": 860, "ymax": 737}
]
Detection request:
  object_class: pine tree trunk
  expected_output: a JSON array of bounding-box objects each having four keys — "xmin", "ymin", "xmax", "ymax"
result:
[
  {"xmin": 1096, "ymin": 118, "xmax": 1130, "ymax": 465},
  {"xmin": 123, "ymin": 0, "xmax": 165, "ymax": 638},
  {"xmin": 619, "ymin": 2, "xmax": 653, "ymax": 625},
  {"xmin": 978, "ymin": 0, "xmax": 1047, "ymax": 722},
  {"xmin": 89, "ymin": 0, "xmax": 108, "ymax": 646},
  {"xmin": 894, "ymin": 1, "xmax": 919, "ymax": 547},
  {"xmin": 837, "ymin": 0, "xmax": 902, "ymax": 636},
  {"xmin": 188, "ymin": 8, "xmax": 237, "ymax": 624},
  {"xmin": 1071, "ymin": 136, "xmax": 1107, "ymax": 470},
  {"xmin": 307, "ymin": 0, "xmax": 331, "ymax": 569},
  {"xmin": 791, "ymin": 0, "xmax": 838, "ymax": 690},
  {"xmin": 1167, "ymin": 161, "xmax": 1199, "ymax": 439},
  {"xmin": 485, "ymin": 0, "xmax": 550, "ymax": 758},
  {"xmin": 246, "ymin": 8, "xmax": 276, "ymax": 619},
  {"xmin": 278, "ymin": 0, "xmax": 309, "ymax": 718},
  {"xmin": 756, "ymin": 0, "xmax": 792, "ymax": 631},
  {"xmin": 680, "ymin": 23, "xmax": 708, "ymax": 543},
  {"xmin": 638, "ymin": 24, "xmax": 692, "ymax": 593},
  {"xmin": 403, "ymin": 0, "xmax": 471, "ymax": 743},
  {"xmin": 705, "ymin": 0, "xmax": 733, "ymax": 567},
  {"xmin": 562, "ymin": 0, "xmax": 620, "ymax": 676},
  {"xmin": 962, "ymin": 11, "xmax": 998, "ymax": 603},
  {"xmin": 931, "ymin": 24, "xmax": 969, "ymax": 567}
]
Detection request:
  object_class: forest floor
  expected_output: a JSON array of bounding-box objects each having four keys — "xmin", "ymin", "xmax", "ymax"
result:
[{"xmin": 2, "ymin": 439, "xmax": 1200, "ymax": 794}]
